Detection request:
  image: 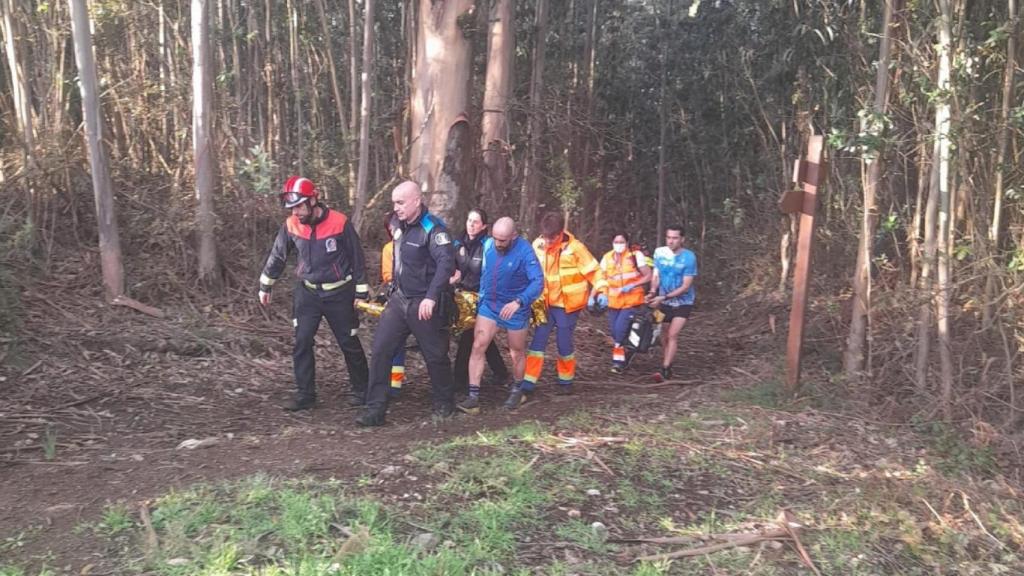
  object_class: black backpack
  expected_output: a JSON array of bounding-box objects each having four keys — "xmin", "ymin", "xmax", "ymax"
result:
[{"xmin": 624, "ymin": 309, "xmax": 656, "ymax": 353}]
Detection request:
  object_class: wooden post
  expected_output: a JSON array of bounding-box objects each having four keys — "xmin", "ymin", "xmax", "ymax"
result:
[{"xmin": 780, "ymin": 135, "xmax": 827, "ymax": 395}]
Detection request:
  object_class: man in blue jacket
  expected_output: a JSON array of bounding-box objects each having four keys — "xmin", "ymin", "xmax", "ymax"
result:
[{"xmin": 457, "ymin": 217, "xmax": 544, "ymax": 414}]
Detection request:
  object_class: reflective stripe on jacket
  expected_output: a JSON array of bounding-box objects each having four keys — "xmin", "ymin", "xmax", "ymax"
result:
[
  {"xmin": 532, "ymin": 231, "xmax": 599, "ymax": 313},
  {"xmin": 595, "ymin": 249, "xmax": 647, "ymax": 309},
  {"xmin": 260, "ymin": 207, "xmax": 368, "ymax": 293}
]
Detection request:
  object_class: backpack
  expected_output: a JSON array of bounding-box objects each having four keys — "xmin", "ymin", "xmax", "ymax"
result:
[{"xmin": 625, "ymin": 309, "xmax": 658, "ymax": 353}]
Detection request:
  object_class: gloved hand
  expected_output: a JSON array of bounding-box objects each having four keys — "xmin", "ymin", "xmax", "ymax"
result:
[
  {"xmin": 596, "ymin": 293, "xmax": 608, "ymax": 308},
  {"xmin": 374, "ymin": 282, "xmax": 393, "ymax": 303},
  {"xmin": 587, "ymin": 293, "xmax": 597, "ymax": 309},
  {"xmin": 355, "ymin": 286, "xmax": 370, "ymax": 300}
]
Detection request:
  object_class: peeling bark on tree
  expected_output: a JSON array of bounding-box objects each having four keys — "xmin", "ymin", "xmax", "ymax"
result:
[
  {"xmin": 478, "ymin": 0, "xmax": 514, "ymax": 213},
  {"xmin": 409, "ymin": 0, "xmax": 474, "ymax": 224}
]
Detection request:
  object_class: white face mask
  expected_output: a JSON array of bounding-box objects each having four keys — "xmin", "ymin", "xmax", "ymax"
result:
[{"xmin": 612, "ymin": 242, "xmax": 627, "ymax": 254}]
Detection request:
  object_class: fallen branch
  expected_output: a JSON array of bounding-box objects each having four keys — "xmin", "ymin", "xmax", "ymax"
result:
[
  {"xmin": 635, "ymin": 528, "xmax": 788, "ymax": 562},
  {"xmin": 112, "ymin": 295, "xmax": 166, "ymax": 319},
  {"xmin": 777, "ymin": 510, "xmax": 820, "ymax": 575}
]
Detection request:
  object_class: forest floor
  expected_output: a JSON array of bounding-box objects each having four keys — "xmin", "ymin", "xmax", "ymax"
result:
[{"xmin": 1, "ymin": 267, "xmax": 1023, "ymax": 575}]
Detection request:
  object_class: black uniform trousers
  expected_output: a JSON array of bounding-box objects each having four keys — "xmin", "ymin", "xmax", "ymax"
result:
[
  {"xmin": 366, "ymin": 293, "xmax": 453, "ymax": 411},
  {"xmin": 293, "ymin": 284, "xmax": 369, "ymax": 401},
  {"xmin": 453, "ymin": 329, "xmax": 509, "ymax": 390}
]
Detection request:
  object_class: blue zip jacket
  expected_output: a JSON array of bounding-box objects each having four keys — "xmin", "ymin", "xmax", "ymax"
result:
[{"xmin": 479, "ymin": 235, "xmax": 544, "ymax": 310}]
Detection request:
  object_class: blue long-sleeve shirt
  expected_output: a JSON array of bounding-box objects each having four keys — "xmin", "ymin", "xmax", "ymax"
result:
[{"xmin": 479, "ymin": 236, "xmax": 544, "ymax": 309}]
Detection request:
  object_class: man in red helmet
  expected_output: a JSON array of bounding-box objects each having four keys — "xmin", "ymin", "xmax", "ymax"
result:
[{"xmin": 259, "ymin": 176, "xmax": 370, "ymax": 411}]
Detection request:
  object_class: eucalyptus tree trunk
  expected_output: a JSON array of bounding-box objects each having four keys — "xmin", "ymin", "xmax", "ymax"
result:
[
  {"xmin": 519, "ymin": 0, "xmax": 548, "ymax": 235},
  {"xmin": 983, "ymin": 0, "xmax": 1018, "ymax": 327},
  {"xmin": 655, "ymin": 1, "xmax": 670, "ymax": 243},
  {"xmin": 312, "ymin": 0, "xmax": 350, "ymax": 176},
  {"xmin": 845, "ymin": 0, "xmax": 897, "ymax": 378},
  {"xmin": 192, "ymin": 0, "xmax": 222, "ymax": 288},
  {"xmin": 917, "ymin": 0, "xmax": 957, "ymax": 418},
  {"xmin": 348, "ymin": 0, "xmax": 359, "ymax": 206},
  {"xmin": 1, "ymin": 0, "xmax": 35, "ymax": 166},
  {"xmin": 353, "ymin": 0, "xmax": 375, "ymax": 227},
  {"xmin": 287, "ymin": 0, "xmax": 303, "ymax": 173},
  {"xmin": 409, "ymin": 0, "xmax": 474, "ymax": 223},
  {"xmin": 478, "ymin": 0, "xmax": 514, "ymax": 211},
  {"xmin": 933, "ymin": 0, "xmax": 955, "ymax": 420},
  {"xmin": 69, "ymin": 0, "xmax": 124, "ymax": 301}
]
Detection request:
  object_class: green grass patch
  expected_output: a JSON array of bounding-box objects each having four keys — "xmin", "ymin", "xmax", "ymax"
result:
[{"xmin": 74, "ymin": 404, "xmax": 1024, "ymax": 575}]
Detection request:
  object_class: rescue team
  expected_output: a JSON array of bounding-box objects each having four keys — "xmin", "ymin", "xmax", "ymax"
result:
[{"xmin": 258, "ymin": 177, "xmax": 697, "ymax": 427}]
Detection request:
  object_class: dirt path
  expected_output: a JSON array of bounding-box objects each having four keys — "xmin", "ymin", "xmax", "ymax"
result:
[{"xmin": 0, "ymin": 288, "xmax": 777, "ymax": 572}]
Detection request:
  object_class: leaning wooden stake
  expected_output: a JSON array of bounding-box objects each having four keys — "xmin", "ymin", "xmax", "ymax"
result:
[{"xmin": 779, "ymin": 135, "xmax": 827, "ymax": 395}]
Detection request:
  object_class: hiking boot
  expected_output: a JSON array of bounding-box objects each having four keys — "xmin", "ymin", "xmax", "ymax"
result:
[
  {"xmin": 282, "ymin": 396, "xmax": 316, "ymax": 411},
  {"xmin": 554, "ymin": 384, "xmax": 574, "ymax": 396},
  {"xmin": 349, "ymin": 392, "xmax": 366, "ymax": 407},
  {"xmin": 355, "ymin": 408, "xmax": 386, "ymax": 427},
  {"xmin": 457, "ymin": 396, "xmax": 481, "ymax": 415},
  {"xmin": 653, "ymin": 367, "xmax": 673, "ymax": 383},
  {"xmin": 610, "ymin": 364, "xmax": 623, "ymax": 375},
  {"xmin": 503, "ymin": 387, "xmax": 530, "ymax": 410}
]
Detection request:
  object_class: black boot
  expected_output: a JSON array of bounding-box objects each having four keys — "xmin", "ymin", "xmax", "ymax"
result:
[
  {"xmin": 283, "ymin": 396, "xmax": 316, "ymax": 411},
  {"xmin": 355, "ymin": 407, "xmax": 386, "ymax": 427},
  {"xmin": 348, "ymin": 391, "xmax": 366, "ymax": 407}
]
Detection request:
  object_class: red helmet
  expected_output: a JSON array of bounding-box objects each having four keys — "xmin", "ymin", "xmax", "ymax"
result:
[{"xmin": 280, "ymin": 176, "xmax": 317, "ymax": 208}]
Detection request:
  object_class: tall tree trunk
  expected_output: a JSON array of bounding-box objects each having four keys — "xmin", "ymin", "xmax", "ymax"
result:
[
  {"xmin": 68, "ymin": 0, "xmax": 124, "ymax": 301},
  {"xmin": 983, "ymin": 0, "xmax": 1018, "ymax": 327},
  {"xmin": 408, "ymin": 0, "xmax": 474, "ymax": 223},
  {"xmin": 287, "ymin": 0, "xmax": 304, "ymax": 173},
  {"xmin": 934, "ymin": 0, "xmax": 955, "ymax": 419},
  {"xmin": 347, "ymin": 0, "xmax": 359, "ymax": 206},
  {"xmin": 578, "ymin": 0, "xmax": 598, "ymax": 235},
  {"xmin": 845, "ymin": 0, "xmax": 897, "ymax": 378},
  {"xmin": 478, "ymin": 0, "xmax": 514, "ymax": 212},
  {"xmin": 353, "ymin": 0, "xmax": 375, "ymax": 227},
  {"xmin": 192, "ymin": 0, "xmax": 222, "ymax": 288},
  {"xmin": 1, "ymin": 0, "xmax": 35, "ymax": 166},
  {"xmin": 312, "ymin": 0, "xmax": 350, "ymax": 174},
  {"xmin": 519, "ymin": 0, "xmax": 547, "ymax": 235},
  {"xmin": 655, "ymin": 0, "xmax": 670, "ymax": 242}
]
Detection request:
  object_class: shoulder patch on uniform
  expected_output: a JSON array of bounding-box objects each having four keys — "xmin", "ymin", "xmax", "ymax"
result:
[{"xmin": 434, "ymin": 231, "xmax": 451, "ymax": 246}]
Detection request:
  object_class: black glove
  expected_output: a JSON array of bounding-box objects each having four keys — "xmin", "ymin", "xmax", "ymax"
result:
[{"xmin": 373, "ymin": 282, "xmax": 393, "ymax": 304}]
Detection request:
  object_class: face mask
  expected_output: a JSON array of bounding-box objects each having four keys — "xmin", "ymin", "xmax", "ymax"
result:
[{"xmin": 613, "ymin": 243, "xmax": 627, "ymax": 254}]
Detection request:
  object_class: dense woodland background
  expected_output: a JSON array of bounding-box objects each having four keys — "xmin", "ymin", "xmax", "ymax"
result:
[{"xmin": 0, "ymin": 0, "xmax": 1021, "ymax": 432}]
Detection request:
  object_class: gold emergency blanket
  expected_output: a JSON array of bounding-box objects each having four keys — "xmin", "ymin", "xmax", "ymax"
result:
[{"xmin": 357, "ymin": 292, "xmax": 548, "ymax": 332}]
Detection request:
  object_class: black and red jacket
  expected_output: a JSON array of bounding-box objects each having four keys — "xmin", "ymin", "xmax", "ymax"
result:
[{"xmin": 259, "ymin": 207, "xmax": 369, "ymax": 295}]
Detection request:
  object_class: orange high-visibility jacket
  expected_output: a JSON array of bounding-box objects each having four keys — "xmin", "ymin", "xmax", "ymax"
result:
[
  {"xmin": 594, "ymin": 248, "xmax": 648, "ymax": 309},
  {"xmin": 532, "ymin": 231, "xmax": 600, "ymax": 313},
  {"xmin": 381, "ymin": 241, "xmax": 394, "ymax": 283}
]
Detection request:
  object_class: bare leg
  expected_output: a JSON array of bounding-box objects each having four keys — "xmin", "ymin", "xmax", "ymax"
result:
[
  {"xmin": 661, "ymin": 317, "xmax": 688, "ymax": 369},
  {"xmin": 469, "ymin": 316, "xmax": 500, "ymax": 387},
  {"xmin": 506, "ymin": 327, "xmax": 528, "ymax": 382}
]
